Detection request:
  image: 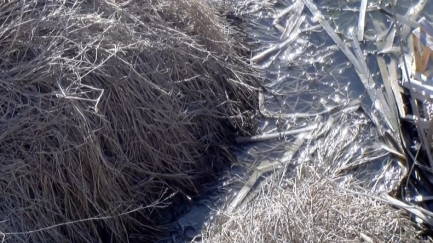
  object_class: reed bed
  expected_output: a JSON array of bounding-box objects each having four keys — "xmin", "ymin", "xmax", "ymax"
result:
[{"xmin": 0, "ymin": 0, "xmax": 258, "ymax": 242}]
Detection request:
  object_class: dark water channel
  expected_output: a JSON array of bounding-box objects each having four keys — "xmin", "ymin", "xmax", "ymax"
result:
[{"xmin": 157, "ymin": 0, "xmax": 433, "ymax": 242}]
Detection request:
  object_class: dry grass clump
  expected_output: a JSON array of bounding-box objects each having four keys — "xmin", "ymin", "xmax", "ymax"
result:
[
  {"xmin": 202, "ymin": 111, "xmax": 426, "ymax": 243},
  {"xmin": 202, "ymin": 166, "xmax": 422, "ymax": 243},
  {"xmin": 0, "ymin": 0, "xmax": 258, "ymax": 242}
]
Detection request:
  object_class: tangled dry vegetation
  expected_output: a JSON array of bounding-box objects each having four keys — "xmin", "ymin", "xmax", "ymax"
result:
[
  {"xmin": 202, "ymin": 166, "xmax": 423, "ymax": 243},
  {"xmin": 202, "ymin": 111, "xmax": 428, "ymax": 243},
  {"xmin": 0, "ymin": 0, "xmax": 258, "ymax": 242}
]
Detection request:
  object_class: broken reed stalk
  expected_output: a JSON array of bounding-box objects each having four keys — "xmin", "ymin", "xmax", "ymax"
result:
[
  {"xmin": 357, "ymin": 0, "xmax": 368, "ymax": 41},
  {"xmin": 235, "ymin": 123, "xmax": 318, "ymax": 143}
]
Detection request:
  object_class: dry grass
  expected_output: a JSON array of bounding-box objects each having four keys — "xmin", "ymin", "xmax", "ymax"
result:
[
  {"xmin": 0, "ymin": 0, "xmax": 258, "ymax": 242},
  {"xmin": 202, "ymin": 112, "xmax": 429, "ymax": 243},
  {"xmin": 202, "ymin": 167, "xmax": 424, "ymax": 243}
]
